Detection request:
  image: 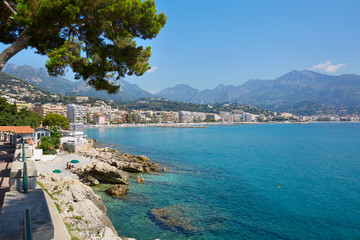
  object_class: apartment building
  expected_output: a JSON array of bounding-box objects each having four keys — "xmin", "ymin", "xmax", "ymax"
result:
[
  {"xmin": 67, "ymin": 104, "xmax": 87, "ymax": 124},
  {"xmin": 179, "ymin": 111, "xmax": 207, "ymax": 123},
  {"xmin": 33, "ymin": 103, "xmax": 67, "ymax": 117},
  {"xmin": 15, "ymin": 100, "xmax": 32, "ymax": 110}
]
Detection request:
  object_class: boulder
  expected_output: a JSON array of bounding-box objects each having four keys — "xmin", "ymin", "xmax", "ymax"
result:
[
  {"xmin": 80, "ymin": 175, "xmax": 100, "ymax": 186},
  {"xmin": 73, "ymin": 162, "xmax": 129, "ymax": 184},
  {"xmin": 71, "ymin": 164, "xmax": 94, "ymax": 178},
  {"xmin": 135, "ymin": 155, "xmax": 150, "ymax": 161},
  {"xmin": 136, "ymin": 177, "xmax": 144, "ymax": 184},
  {"xmin": 106, "ymin": 184, "xmax": 130, "ymax": 196},
  {"xmin": 92, "ymin": 162, "xmax": 129, "ymax": 184},
  {"xmin": 146, "ymin": 162, "xmax": 158, "ymax": 171},
  {"xmin": 110, "ymin": 160, "xmax": 145, "ymax": 172},
  {"xmin": 162, "ymin": 166, "xmax": 166, "ymax": 172}
]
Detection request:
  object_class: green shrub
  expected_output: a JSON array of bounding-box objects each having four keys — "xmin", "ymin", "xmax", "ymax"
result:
[{"xmin": 68, "ymin": 205, "xmax": 74, "ymax": 212}]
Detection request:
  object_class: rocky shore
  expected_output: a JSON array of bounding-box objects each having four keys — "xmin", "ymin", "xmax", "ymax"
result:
[
  {"xmin": 38, "ymin": 173, "xmax": 129, "ymax": 239},
  {"xmin": 37, "ymin": 146, "xmax": 162, "ymax": 240}
]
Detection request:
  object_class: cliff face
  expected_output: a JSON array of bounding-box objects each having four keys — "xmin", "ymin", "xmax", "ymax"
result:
[{"xmin": 38, "ymin": 173, "xmax": 126, "ymax": 240}]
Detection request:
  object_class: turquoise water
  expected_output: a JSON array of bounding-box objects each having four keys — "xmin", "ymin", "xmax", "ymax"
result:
[{"xmin": 84, "ymin": 123, "xmax": 360, "ymax": 240}]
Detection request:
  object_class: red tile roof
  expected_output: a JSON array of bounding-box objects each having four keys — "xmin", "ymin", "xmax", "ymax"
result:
[
  {"xmin": 0, "ymin": 126, "xmax": 35, "ymax": 134},
  {"xmin": 35, "ymin": 127, "xmax": 52, "ymax": 132}
]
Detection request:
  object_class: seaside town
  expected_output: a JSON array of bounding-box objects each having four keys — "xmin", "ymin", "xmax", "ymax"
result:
[
  {"xmin": 2, "ymin": 93, "xmax": 360, "ymax": 126},
  {"xmin": 1, "ymin": 1, "xmax": 360, "ymax": 240},
  {"xmin": 1, "ymin": 75, "xmax": 360, "ymax": 127}
]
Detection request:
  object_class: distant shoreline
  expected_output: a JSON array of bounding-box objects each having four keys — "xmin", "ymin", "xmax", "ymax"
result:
[{"xmin": 76, "ymin": 121, "xmax": 360, "ymax": 129}]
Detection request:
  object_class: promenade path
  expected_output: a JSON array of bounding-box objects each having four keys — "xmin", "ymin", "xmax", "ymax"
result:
[
  {"xmin": 0, "ymin": 140, "xmax": 14, "ymax": 213},
  {"xmin": 0, "ymin": 140, "xmax": 70, "ymax": 239}
]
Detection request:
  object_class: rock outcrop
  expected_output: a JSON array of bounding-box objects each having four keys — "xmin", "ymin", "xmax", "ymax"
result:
[
  {"xmin": 72, "ymin": 161, "xmax": 129, "ymax": 184},
  {"xmin": 80, "ymin": 175, "xmax": 100, "ymax": 186},
  {"xmin": 38, "ymin": 173, "xmax": 128, "ymax": 240},
  {"xmin": 77, "ymin": 147, "xmax": 158, "ymax": 173},
  {"xmin": 92, "ymin": 162, "xmax": 129, "ymax": 184}
]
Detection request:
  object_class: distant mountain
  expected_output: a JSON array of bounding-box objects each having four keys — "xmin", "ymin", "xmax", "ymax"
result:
[
  {"xmin": 157, "ymin": 70, "xmax": 360, "ymax": 109},
  {"xmin": 156, "ymin": 84, "xmax": 200, "ymax": 102},
  {"xmin": 4, "ymin": 64, "xmax": 360, "ymax": 111},
  {"xmin": 2, "ymin": 63, "xmax": 153, "ymax": 101}
]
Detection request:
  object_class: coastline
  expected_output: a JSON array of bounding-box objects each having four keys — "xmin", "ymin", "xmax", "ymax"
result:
[
  {"xmin": 36, "ymin": 144, "xmax": 160, "ymax": 240},
  {"xmin": 78, "ymin": 121, "xmax": 268, "ymax": 129},
  {"xmin": 77, "ymin": 121, "xmax": 360, "ymax": 129}
]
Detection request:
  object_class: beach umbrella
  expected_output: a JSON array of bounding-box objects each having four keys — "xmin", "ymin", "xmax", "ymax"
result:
[
  {"xmin": 53, "ymin": 169, "xmax": 62, "ymax": 173},
  {"xmin": 70, "ymin": 160, "xmax": 79, "ymax": 164}
]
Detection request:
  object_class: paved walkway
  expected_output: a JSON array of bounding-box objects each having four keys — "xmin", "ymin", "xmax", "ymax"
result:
[{"xmin": 0, "ymin": 141, "xmax": 14, "ymax": 213}]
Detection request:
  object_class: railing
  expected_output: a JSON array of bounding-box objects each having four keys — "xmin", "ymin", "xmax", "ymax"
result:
[
  {"xmin": 22, "ymin": 138, "xmax": 28, "ymax": 193},
  {"xmin": 24, "ymin": 208, "xmax": 33, "ymax": 240},
  {"xmin": 22, "ymin": 139, "xmax": 32, "ymax": 239}
]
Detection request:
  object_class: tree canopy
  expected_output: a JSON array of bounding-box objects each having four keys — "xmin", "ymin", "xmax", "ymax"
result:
[
  {"xmin": 42, "ymin": 112, "xmax": 70, "ymax": 130},
  {"xmin": 0, "ymin": 0, "xmax": 166, "ymax": 93},
  {"xmin": 0, "ymin": 97, "xmax": 42, "ymax": 127}
]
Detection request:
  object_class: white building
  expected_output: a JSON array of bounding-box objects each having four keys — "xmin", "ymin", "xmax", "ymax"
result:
[
  {"xmin": 67, "ymin": 104, "xmax": 87, "ymax": 124},
  {"xmin": 206, "ymin": 113, "xmax": 220, "ymax": 121},
  {"xmin": 179, "ymin": 111, "xmax": 193, "ymax": 123},
  {"xmin": 242, "ymin": 112, "xmax": 256, "ymax": 122},
  {"xmin": 179, "ymin": 111, "xmax": 207, "ymax": 123},
  {"xmin": 220, "ymin": 112, "xmax": 233, "ymax": 122}
]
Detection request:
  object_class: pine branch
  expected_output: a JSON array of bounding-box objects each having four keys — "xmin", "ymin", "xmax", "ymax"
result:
[{"xmin": 2, "ymin": 0, "xmax": 16, "ymax": 15}]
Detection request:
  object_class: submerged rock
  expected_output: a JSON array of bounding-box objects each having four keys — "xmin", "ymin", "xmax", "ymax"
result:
[
  {"xmin": 106, "ymin": 184, "xmax": 130, "ymax": 196},
  {"xmin": 150, "ymin": 204, "xmax": 198, "ymax": 233}
]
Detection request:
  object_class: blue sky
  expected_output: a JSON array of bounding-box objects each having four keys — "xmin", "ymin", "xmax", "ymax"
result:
[{"xmin": 1, "ymin": 0, "xmax": 360, "ymax": 93}]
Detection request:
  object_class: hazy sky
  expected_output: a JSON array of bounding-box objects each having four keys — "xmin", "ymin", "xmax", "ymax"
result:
[{"xmin": 1, "ymin": 0, "xmax": 360, "ymax": 93}]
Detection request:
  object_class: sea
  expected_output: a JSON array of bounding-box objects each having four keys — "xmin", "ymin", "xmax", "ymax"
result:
[{"xmin": 83, "ymin": 123, "xmax": 360, "ymax": 240}]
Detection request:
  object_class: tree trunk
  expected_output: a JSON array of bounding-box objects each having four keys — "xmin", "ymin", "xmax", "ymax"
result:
[{"xmin": 0, "ymin": 28, "xmax": 31, "ymax": 70}]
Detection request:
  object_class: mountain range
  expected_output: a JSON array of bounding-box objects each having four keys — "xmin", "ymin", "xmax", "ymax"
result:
[
  {"xmin": 3, "ymin": 63, "xmax": 360, "ymax": 110},
  {"xmin": 156, "ymin": 70, "xmax": 360, "ymax": 109}
]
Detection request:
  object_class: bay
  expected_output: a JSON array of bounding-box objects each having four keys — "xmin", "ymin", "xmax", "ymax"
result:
[{"xmin": 83, "ymin": 123, "xmax": 360, "ymax": 240}]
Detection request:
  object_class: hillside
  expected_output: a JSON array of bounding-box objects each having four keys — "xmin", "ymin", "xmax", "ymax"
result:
[
  {"xmin": 116, "ymin": 98, "xmax": 272, "ymax": 115},
  {"xmin": 3, "ymin": 63, "xmax": 153, "ymax": 101},
  {"xmin": 1, "ymin": 71, "xmax": 272, "ymax": 115},
  {"xmin": 4, "ymin": 63, "xmax": 360, "ymax": 114},
  {"xmin": 0, "ymin": 71, "xmax": 117, "ymax": 106},
  {"xmin": 0, "ymin": 71, "xmax": 55, "ymax": 102}
]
